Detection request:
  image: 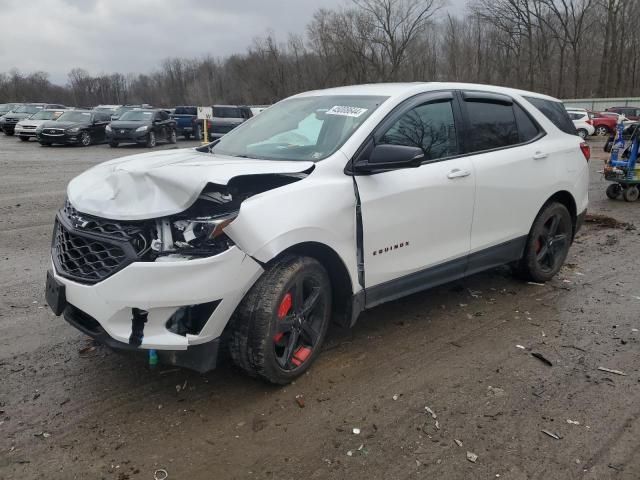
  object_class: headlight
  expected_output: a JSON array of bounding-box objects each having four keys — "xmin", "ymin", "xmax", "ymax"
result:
[
  {"xmin": 162, "ymin": 212, "xmax": 238, "ymax": 256},
  {"xmin": 105, "ymin": 124, "xmax": 112, "ymax": 132},
  {"xmin": 66, "ymin": 127, "xmax": 80, "ymax": 134},
  {"xmin": 135, "ymin": 125, "xmax": 148, "ymax": 132}
]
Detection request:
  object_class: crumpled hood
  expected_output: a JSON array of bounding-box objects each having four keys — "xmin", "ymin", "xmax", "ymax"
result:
[{"xmin": 67, "ymin": 148, "xmax": 314, "ymax": 220}]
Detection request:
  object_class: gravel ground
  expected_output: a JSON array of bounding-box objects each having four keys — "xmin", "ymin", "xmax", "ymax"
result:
[{"xmin": 0, "ymin": 135, "xmax": 639, "ymax": 480}]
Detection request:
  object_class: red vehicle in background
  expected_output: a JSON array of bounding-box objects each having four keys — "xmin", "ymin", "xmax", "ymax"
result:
[
  {"xmin": 605, "ymin": 106, "xmax": 640, "ymax": 121},
  {"xmin": 589, "ymin": 111, "xmax": 619, "ymax": 136}
]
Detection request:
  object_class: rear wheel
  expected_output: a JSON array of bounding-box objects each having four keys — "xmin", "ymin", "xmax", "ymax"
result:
[
  {"xmin": 19, "ymin": 136, "xmax": 29, "ymax": 142},
  {"xmin": 515, "ymin": 202, "xmax": 572, "ymax": 283},
  {"xmin": 606, "ymin": 183, "xmax": 622, "ymax": 200},
  {"xmin": 623, "ymin": 186, "xmax": 639, "ymax": 202},
  {"xmin": 596, "ymin": 126, "xmax": 610, "ymax": 136},
  {"xmin": 577, "ymin": 128, "xmax": 588, "ymax": 139},
  {"xmin": 228, "ymin": 255, "xmax": 332, "ymax": 384}
]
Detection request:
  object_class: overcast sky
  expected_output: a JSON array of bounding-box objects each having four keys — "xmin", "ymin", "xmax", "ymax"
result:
[{"xmin": 0, "ymin": 0, "xmax": 465, "ymax": 85}]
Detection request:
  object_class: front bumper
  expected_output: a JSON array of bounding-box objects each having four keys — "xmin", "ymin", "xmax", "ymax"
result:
[
  {"xmin": 37, "ymin": 132, "xmax": 80, "ymax": 144},
  {"xmin": 106, "ymin": 129, "xmax": 148, "ymax": 143},
  {"xmin": 2, "ymin": 123, "xmax": 17, "ymax": 134},
  {"xmin": 50, "ymin": 245, "xmax": 264, "ymax": 355},
  {"xmin": 15, "ymin": 126, "xmax": 37, "ymax": 137}
]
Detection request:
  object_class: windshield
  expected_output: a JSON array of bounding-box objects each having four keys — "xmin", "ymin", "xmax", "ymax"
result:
[
  {"xmin": 211, "ymin": 95, "xmax": 387, "ymax": 161},
  {"xmin": 15, "ymin": 105, "xmax": 43, "ymax": 114},
  {"xmin": 94, "ymin": 106, "xmax": 117, "ymax": 112},
  {"xmin": 0, "ymin": 103, "xmax": 17, "ymax": 112},
  {"xmin": 119, "ymin": 110, "xmax": 154, "ymax": 121},
  {"xmin": 57, "ymin": 111, "xmax": 92, "ymax": 123},
  {"xmin": 30, "ymin": 110, "xmax": 63, "ymax": 120}
]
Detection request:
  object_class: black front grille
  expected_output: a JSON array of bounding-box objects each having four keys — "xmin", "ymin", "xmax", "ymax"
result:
[
  {"xmin": 52, "ymin": 201, "xmax": 154, "ymax": 284},
  {"xmin": 43, "ymin": 128, "xmax": 64, "ymax": 134},
  {"xmin": 53, "ymin": 221, "xmax": 128, "ymax": 283}
]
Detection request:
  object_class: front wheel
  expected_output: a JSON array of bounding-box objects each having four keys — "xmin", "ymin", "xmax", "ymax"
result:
[
  {"xmin": 515, "ymin": 202, "xmax": 573, "ymax": 283},
  {"xmin": 109, "ymin": 141, "xmax": 119, "ymax": 148},
  {"xmin": 596, "ymin": 126, "xmax": 610, "ymax": 136},
  {"xmin": 4, "ymin": 130, "xmax": 14, "ymax": 136},
  {"xmin": 19, "ymin": 136, "xmax": 29, "ymax": 142},
  {"xmin": 146, "ymin": 131, "xmax": 156, "ymax": 148},
  {"xmin": 606, "ymin": 183, "xmax": 622, "ymax": 200},
  {"xmin": 79, "ymin": 131, "xmax": 91, "ymax": 146},
  {"xmin": 228, "ymin": 255, "xmax": 332, "ymax": 384}
]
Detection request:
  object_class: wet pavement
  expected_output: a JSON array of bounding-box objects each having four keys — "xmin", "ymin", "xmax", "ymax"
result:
[{"xmin": 0, "ymin": 135, "xmax": 638, "ymax": 479}]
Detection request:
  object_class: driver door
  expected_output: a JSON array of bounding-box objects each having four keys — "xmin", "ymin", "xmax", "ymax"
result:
[{"xmin": 354, "ymin": 92, "xmax": 476, "ymax": 306}]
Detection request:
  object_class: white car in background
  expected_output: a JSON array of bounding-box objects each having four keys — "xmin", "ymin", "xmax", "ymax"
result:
[
  {"xmin": 46, "ymin": 83, "xmax": 589, "ymax": 384},
  {"xmin": 15, "ymin": 109, "xmax": 67, "ymax": 141},
  {"xmin": 566, "ymin": 108, "xmax": 595, "ymax": 138}
]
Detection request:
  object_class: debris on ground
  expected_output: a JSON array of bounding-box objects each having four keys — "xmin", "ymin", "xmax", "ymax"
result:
[
  {"xmin": 516, "ymin": 344, "xmax": 526, "ymax": 350},
  {"xmin": 352, "ymin": 428, "xmax": 360, "ymax": 435},
  {"xmin": 487, "ymin": 386, "xmax": 505, "ymax": 397},
  {"xmin": 585, "ymin": 213, "xmax": 634, "ymax": 230},
  {"xmin": 527, "ymin": 282, "xmax": 545, "ymax": 286},
  {"xmin": 425, "ymin": 406, "xmax": 437, "ymax": 419},
  {"xmin": 454, "ymin": 439, "xmax": 463, "ymax": 447},
  {"xmin": 566, "ymin": 419, "xmax": 580, "ymax": 425},
  {"xmin": 153, "ymin": 469, "xmax": 168, "ymax": 480},
  {"xmin": 33, "ymin": 432, "xmax": 51, "ymax": 438},
  {"xmin": 295, "ymin": 394, "xmax": 305, "ymax": 408},
  {"xmin": 598, "ymin": 367, "xmax": 627, "ymax": 376},
  {"xmin": 541, "ymin": 430, "xmax": 561, "ymax": 440},
  {"xmin": 467, "ymin": 451, "xmax": 478, "ymax": 463},
  {"xmin": 531, "ymin": 352, "xmax": 553, "ymax": 367},
  {"xmin": 392, "ymin": 394, "xmax": 400, "ymax": 401}
]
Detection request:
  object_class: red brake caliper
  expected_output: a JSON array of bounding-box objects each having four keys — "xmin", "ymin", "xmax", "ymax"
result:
[
  {"xmin": 291, "ymin": 346, "xmax": 312, "ymax": 367},
  {"xmin": 274, "ymin": 292, "xmax": 292, "ymax": 344}
]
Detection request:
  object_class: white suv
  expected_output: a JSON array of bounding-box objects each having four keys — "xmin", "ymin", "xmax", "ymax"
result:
[
  {"xmin": 46, "ymin": 83, "xmax": 589, "ymax": 383},
  {"xmin": 566, "ymin": 108, "xmax": 595, "ymax": 138}
]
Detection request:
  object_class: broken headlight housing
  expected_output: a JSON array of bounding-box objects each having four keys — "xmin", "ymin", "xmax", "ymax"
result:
[{"xmin": 155, "ymin": 212, "xmax": 237, "ymax": 258}]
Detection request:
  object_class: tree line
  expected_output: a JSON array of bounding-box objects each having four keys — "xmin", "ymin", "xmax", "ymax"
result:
[{"xmin": 1, "ymin": 0, "xmax": 638, "ymax": 107}]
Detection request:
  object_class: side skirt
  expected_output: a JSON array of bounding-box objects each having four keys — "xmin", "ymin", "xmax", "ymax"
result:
[{"xmin": 351, "ymin": 236, "xmax": 527, "ymax": 318}]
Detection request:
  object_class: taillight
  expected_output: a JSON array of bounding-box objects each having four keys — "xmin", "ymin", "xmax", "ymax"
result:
[
  {"xmin": 580, "ymin": 142, "xmax": 590, "ymax": 161},
  {"xmin": 586, "ymin": 119, "xmax": 592, "ymax": 125}
]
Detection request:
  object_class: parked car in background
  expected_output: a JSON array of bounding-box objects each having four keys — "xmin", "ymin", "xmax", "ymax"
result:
[
  {"xmin": 46, "ymin": 83, "xmax": 588, "ymax": 382},
  {"xmin": 1, "ymin": 103, "xmax": 66, "ymax": 135},
  {"xmin": 111, "ymin": 105, "xmax": 152, "ymax": 120},
  {"xmin": 93, "ymin": 105, "xmax": 122, "ymax": 114},
  {"xmin": 171, "ymin": 106, "xmax": 200, "ymax": 139},
  {"xmin": 37, "ymin": 110, "xmax": 111, "ymax": 146},
  {"xmin": 207, "ymin": 105, "xmax": 253, "ymax": 138},
  {"xmin": 566, "ymin": 109, "xmax": 594, "ymax": 138},
  {"xmin": 606, "ymin": 106, "xmax": 640, "ymax": 121},
  {"xmin": 15, "ymin": 109, "xmax": 67, "ymax": 141},
  {"xmin": 106, "ymin": 109, "xmax": 177, "ymax": 148},
  {"xmin": 588, "ymin": 111, "xmax": 619, "ymax": 136},
  {"xmin": 0, "ymin": 103, "xmax": 21, "ymax": 118}
]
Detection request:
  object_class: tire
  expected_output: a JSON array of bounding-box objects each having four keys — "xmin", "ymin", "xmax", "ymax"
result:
[
  {"xmin": 623, "ymin": 186, "xmax": 639, "ymax": 202},
  {"xmin": 40, "ymin": 142, "xmax": 51, "ymax": 147},
  {"xmin": 19, "ymin": 136, "xmax": 29, "ymax": 142},
  {"xmin": 109, "ymin": 141, "xmax": 119, "ymax": 148},
  {"xmin": 5, "ymin": 130, "xmax": 14, "ymax": 136},
  {"xmin": 169, "ymin": 128, "xmax": 177, "ymax": 144},
  {"xmin": 606, "ymin": 183, "xmax": 622, "ymax": 200},
  {"xmin": 577, "ymin": 129, "xmax": 588, "ymax": 139},
  {"xmin": 515, "ymin": 202, "xmax": 573, "ymax": 283},
  {"xmin": 227, "ymin": 255, "xmax": 332, "ymax": 384},
  {"xmin": 146, "ymin": 131, "xmax": 156, "ymax": 148},
  {"xmin": 183, "ymin": 132, "xmax": 191, "ymax": 140},
  {"xmin": 79, "ymin": 131, "xmax": 91, "ymax": 147},
  {"xmin": 596, "ymin": 126, "xmax": 610, "ymax": 136}
]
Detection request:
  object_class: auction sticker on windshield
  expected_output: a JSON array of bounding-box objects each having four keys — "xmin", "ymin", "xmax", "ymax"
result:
[{"xmin": 326, "ymin": 106, "xmax": 368, "ymax": 117}]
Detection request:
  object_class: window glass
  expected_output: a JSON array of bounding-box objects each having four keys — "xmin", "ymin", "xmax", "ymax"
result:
[
  {"xmin": 464, "ymin": 101, "xmax": 519, "ymax": 152},
  {"xmin": 525, "ymin": 96, "xmax": 577, "ymax": 135},
  {"xmin": 514, "ymin": 103, "xmax": 540, "ymax": 142},
  {"xmin": 379, "ymin": 100, "xmax": 458, "ymax": 160},
  {"xmin": 174, "ymin": 107, "xmax": 197, "ymax": 115},
  {"xmin": 159, "ymin": 111, "xmax": 169, "ymax": 121},
  {"xmin": 213, "ymin": 107, "xmax": 242, "ymax": 118}
]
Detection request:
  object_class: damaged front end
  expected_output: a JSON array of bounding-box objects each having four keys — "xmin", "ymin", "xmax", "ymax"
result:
[{"xmin": 50, "ymin": 169, "xmax": 312, "ymax": 371}]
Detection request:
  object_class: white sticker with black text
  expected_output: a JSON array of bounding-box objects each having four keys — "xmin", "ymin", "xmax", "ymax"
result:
[{"xmin": 325, "ymin": 106, "xmax": 368, "ymax": 118}]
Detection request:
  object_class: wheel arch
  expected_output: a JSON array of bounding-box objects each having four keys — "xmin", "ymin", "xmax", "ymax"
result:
[
  {"xmin": 544, "ymin": 190, "xmax": 578, "ymax": 237},
  {"xmin": 272, "ymin": 241, "xmax": 355, "ymax": 327}
]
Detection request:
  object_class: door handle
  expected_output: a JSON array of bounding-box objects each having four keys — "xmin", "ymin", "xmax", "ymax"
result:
[
  {"xmin": 533, "ymin": 151, "xmax": 548, "ymax": 160},
  {"xmin": 447, "ymin": 168, "xmax": 471, "ymax": 179}
]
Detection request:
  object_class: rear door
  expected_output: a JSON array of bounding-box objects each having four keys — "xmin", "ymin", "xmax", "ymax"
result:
[{"xmin": 460, "ymin": 91, "xmax": 551, "ymax": 273}]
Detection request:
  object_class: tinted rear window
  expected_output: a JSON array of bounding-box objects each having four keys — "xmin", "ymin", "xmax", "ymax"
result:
[
  {"xmin": 174, "ymin": 106, "xmax": 197, "ymax": 115},
  {"xmin": 525, "ymin": 96, "xmax": 576, "ymax": 135},
  {"xmin": 465, "ymin": 100, "xmax": 519, "ymax": 152},
  {"xmin": 514, "ymin": 103, "xmax": 541, "ymax": 142},
  {"xmin": 213, "ymin": 107, "xmax": 242, "ymax": 118}
]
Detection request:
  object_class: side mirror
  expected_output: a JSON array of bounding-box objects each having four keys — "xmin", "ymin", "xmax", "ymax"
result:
[{"xmin": 354, "ymin": 144, "xmax": 425, "ymax": 173}]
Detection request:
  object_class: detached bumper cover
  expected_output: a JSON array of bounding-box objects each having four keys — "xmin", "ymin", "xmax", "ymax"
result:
[{"xmin": 50, "ymin": 245, "xmax": 264, "ymax": 351}]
